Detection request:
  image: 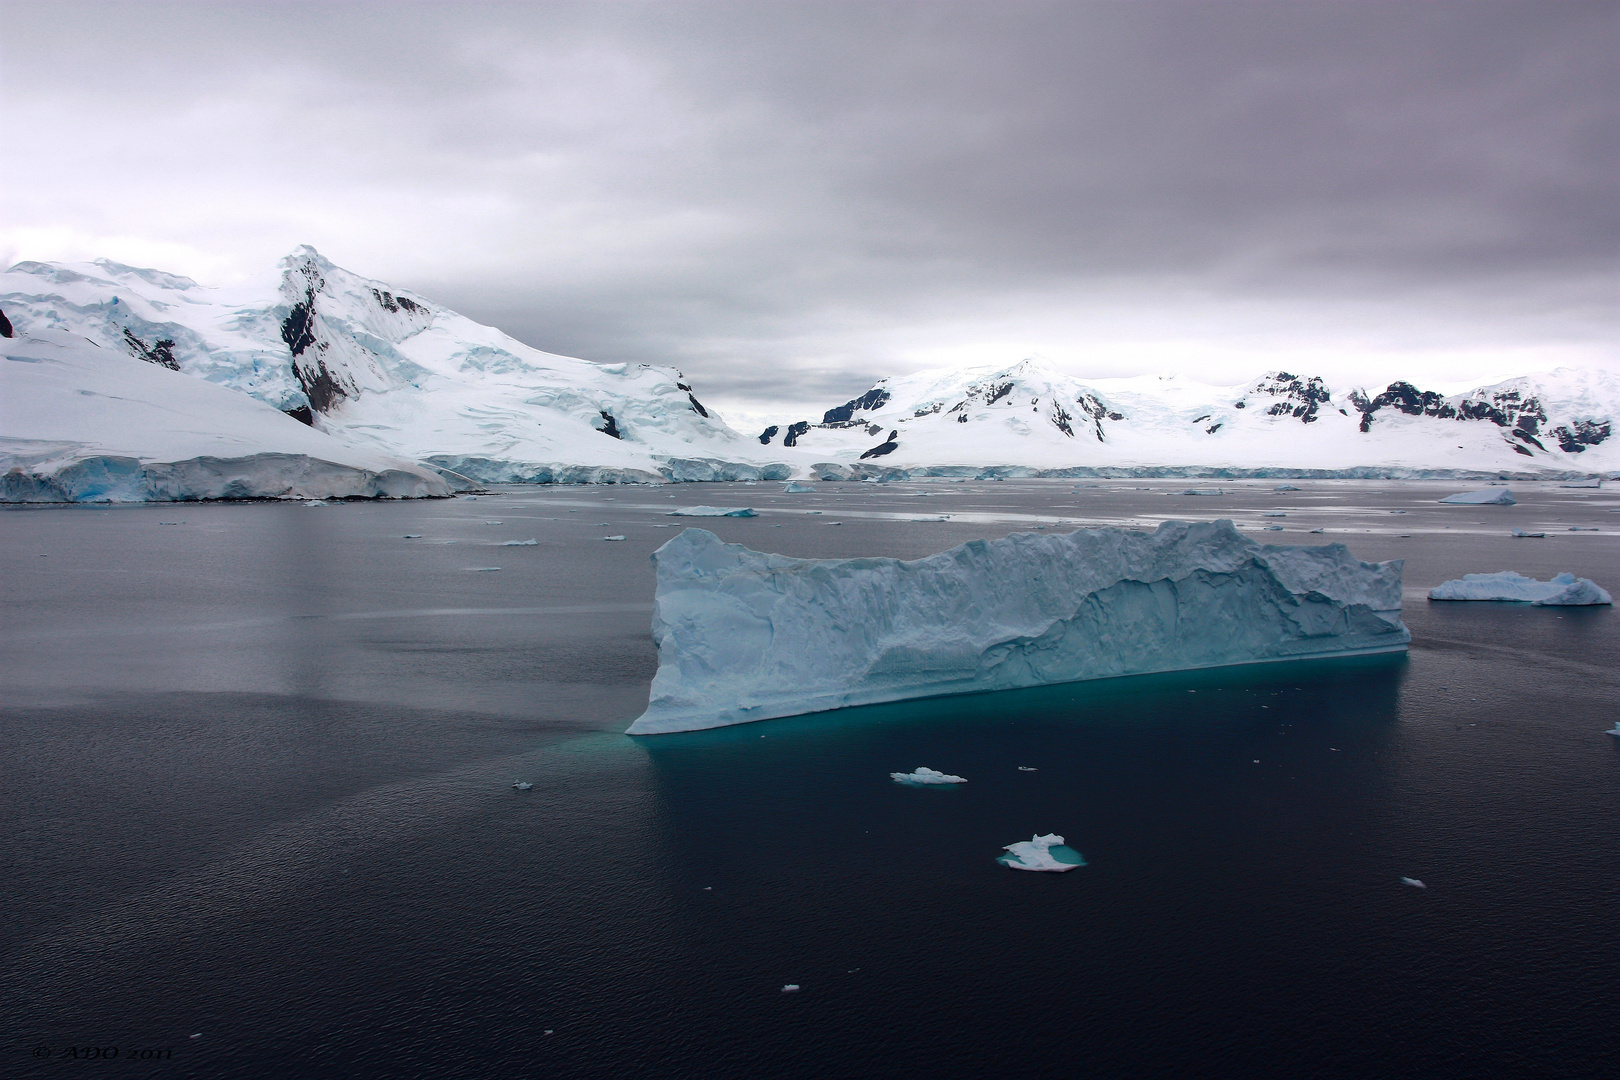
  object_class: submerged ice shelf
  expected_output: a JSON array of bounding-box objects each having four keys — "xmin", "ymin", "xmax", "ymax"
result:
[{"xmin": 625, "ymin": 519, "xmax": 1409, "ymax": 734}]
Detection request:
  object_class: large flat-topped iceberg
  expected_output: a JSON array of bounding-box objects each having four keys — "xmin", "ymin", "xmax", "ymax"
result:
[
  {"xmin": 1439, "ymin": 488, "xmax": 1516, "ymax": 504},
  {"xmin": 1429, "ymin": 571, "xmax": 1612, "ymax": 605},
  {"xmin": 626, "ymin": 520, "xmax": 1409, "ymax": 734}
]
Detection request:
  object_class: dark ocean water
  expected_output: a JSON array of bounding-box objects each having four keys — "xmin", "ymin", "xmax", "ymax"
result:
[{"xmin": 3, "ymin": 479, "xmax": 1617, "ymax": 1079}]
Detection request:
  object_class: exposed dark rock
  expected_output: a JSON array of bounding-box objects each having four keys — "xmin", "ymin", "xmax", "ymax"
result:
[
  {"xmin": 758, "ymin": 425, "xmax": 779, "ymax": 445},
  {"xmin": 1247, "ymin": 372, "xmax": 1331, "ymax": 422},
  {"xmin": 782, "ymin": 421, "xmax": 811, "ymax": 447},
  {"xmin": 0, "ymin": 307, "xmax": 12, "ymax": 338},
  {"xmin": 860, "ymin": 435, "xmax": 900, "ymax": 458},
  {"xmin": 822, "ymin": 387, "xmax": 891, "ymax": 425},
  {"xmin": 1552, "ymin": 420, "xmax": 1610, "ymax": 453},
  {"xmin": 687, "ymin": 393, "xmax": 710, "ymax": 418},
  {"xmin": 1206, "ymin": 423, "xmax": 1223, "ymax": 434},
  {"xmin": 596, "ymin": 410, "xmax": 622, "ymax": 439},
  {"xmin": 1051, "ymin": 405, "xmax": 1074, "ymax": 437},
  {"xmin": 1513, "ymin": 444, "xmax": 1534, "ymax": 457},
  {"xmin": 121, "ymin": 328, "xmax": 180, "ymax": 370},
  {"xmin": 984, "ymin": 381, "xmax": 1015, "ymax": 405},
  {"xmin": 284, "ymin": 405, "xmax": 314, "ymax": 426}
]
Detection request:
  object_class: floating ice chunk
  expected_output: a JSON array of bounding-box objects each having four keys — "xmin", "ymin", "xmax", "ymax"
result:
[
  {"xmin": 890, "ymin": 766, "xmax": 967, "ymax": 785},
  {"xmin": 668, "ymin": 506, "xmax": 758, "ymax": 517},
  {"xmin": 1017, "ymin": 766, "xmax": 1038, "ymax": 772},
  {"xmin": 1569, "ymin": 526, "xmax": 1598, "ymax": 531},
  {"xmin": 1309, "ymin": 528, "xmax": 1325, "ymax": 534},
  {"xmin": 304, "ymin": 500, "xmax": 327, "ymax": 506},
  {"xmin": 502, "ymin": 539, "xmax": 538, "ymax": 546},
  {"xmin": 1510, "ymin": 530, "xmax": 1546, "ymax": 538},
  {"xmin": 512, "ymin": 781, "xmax": 533, "ymax": 791},
  {"xmin": 1181, "ymin": 489, "xmax": 1224, "ymax": 496},
  {"xmin": 603, "ymin": 535, "xmax": 627, "ymax": 541},
  {"xmin": 1274, "ymin": 484, "xmax": 1301, "ymax": 491},
  {"xmin": 1400, "ymin": 877, "xmax": 1426, "ymax": 888},
  {"xmin": 1263, "ymin": 525, "xmax": 1284, "ymax": 531},
  {"xmin": 403, "ymin": 534, "xmax": 423, "ymax": 539},
  {"xmin": 1262, "ymin": 512, "xmax": 1287, "ymax": 517},
  {"xmin": 627, "ymin": 520, "xmax": 1409, "ymax": 734},
  {"xmin": 1439, "ymin": 488, "xmax": 1515, "ymax": 505},
  {"xmin": 783, "ymin": 482, "xmax": 815, "ymax": 493},
  {"xmin": 466, "ymin": 566, "xmax": 501, "ymax": 572},
  {"xmin": 1606, "ymin": 723, "xmax": 1620, "ymax": 737},
  {"xmin": 1428, "ymin": 571, "xmax": 1611, "ymax": 605},
  {"xmin": 998, "ymin": 834, "xmax": 1086, "ymax": 872},
  {"xmin": 1559, "ymin": 479, "xmax": 1602, "ymax": 488},
  {"xmin": 781, "ymin": 984, "xmax": 800, "ymax": 993}
]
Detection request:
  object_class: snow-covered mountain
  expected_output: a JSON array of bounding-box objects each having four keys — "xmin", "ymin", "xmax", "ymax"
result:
[
  {"xmin": 0, "ymin": 248, "xmax": 787, "ymax": 489},
  {"xmin": 2, "ymin": 328, "xmax": 450, "ymax": 501},
  {"xmin": 757, "ymin": 357, "xmax": 1618, "ymax": 478}
]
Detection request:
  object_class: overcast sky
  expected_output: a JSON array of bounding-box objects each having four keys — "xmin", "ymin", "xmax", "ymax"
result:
[{"xmin": 2, "ymin": 1, "xmax": 1615, "ymax": 416}]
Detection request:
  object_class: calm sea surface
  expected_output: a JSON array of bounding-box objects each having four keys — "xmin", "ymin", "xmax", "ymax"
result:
[{"xmin": 3, "ymin": 478, "xmax": 1617, "ymax": 1078}]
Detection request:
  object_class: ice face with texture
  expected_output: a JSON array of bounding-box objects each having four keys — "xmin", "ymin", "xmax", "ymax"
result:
[
  {"xmin": 1438, "ymin": 488, "xmax": 1516, "ymax": 504},
  {"xmin": 667, "ymin": 506, "xmax": 759, "ymax": 517},
  {"xmin": 1428, "ymin": 571, "xmax": 1612, "ymax": 605},
  {"xmin": 625, "ymin": 519, "xmax": 1409, "ymax": 734},
  {"xmin": 999, "ymin": 834, "xmax": 1086, "ymax": 872},
  {"xmin": 890, "ymin": 767, "xmax": 967, "ymax": 785}
]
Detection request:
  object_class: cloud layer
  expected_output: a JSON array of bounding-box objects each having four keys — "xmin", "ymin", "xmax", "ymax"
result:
[{"xmin": 3, "ymin": 1, "xmax": 1614, "ymax": 412}]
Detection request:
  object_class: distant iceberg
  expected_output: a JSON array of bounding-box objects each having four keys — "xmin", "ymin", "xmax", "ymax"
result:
[
  {"xmin": 998, "ymin": 834, "xmax": 1086, "ymax": 872},
  {"xmin": 1439, "ymin": 488, "xmax": 1516, "ymax": 505},
  {"xmin": 626, "ymin": 519, "xmax": 1409, "ymax": 734},
  {"xmin": 782, "ymin": 481, "xmax": 816, "ymax": 493},
  {"xmin": 890, "ymin": 767, "xmax": 967, "ymax": 785},
  {"xmin": 1428, "ymin": 571, "xmax": 1611, "ymax": 605},
  {"xmin": 667, "ymin": 506, "xmax": 759, "ymax": 517}
]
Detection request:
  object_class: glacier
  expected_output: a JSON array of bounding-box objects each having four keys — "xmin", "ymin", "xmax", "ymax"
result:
[
  {"xmin": 998, "ymin": 834, "xmax": 1086, "ymax": 872},
  {"xmin": 2, "ymin": 330, "xmax": 449, "ymax": 502},
  {"xmin": 1428, "ymin": 572, "xmax": 1612, "ymax": 605},
  {"xmin": 625, "ymin": 519, "xmax": 1409, "ymax": 734}
]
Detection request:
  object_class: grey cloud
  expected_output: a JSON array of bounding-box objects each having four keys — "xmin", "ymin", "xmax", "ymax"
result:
[{"xmin": 3, "ymin": 1, "xmax": 1614, "ymax": 408}]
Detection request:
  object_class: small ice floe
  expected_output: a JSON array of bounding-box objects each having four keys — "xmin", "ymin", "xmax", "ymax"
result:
[
  {"xmin": 1604, "ymin": 723, "xmax": 1620, "ymax": 738},
  {"xmin": 1428, "ymin": 571, "xmax": 1611, "ymax": 606},
  {"xmin": 783, "ymin": 481, "xmax": 815, "ymax": 493},
  {"xmin": 1511, "ymin": 530, "xmax": 1547, "ymax": 538},
  {"xmin": 603, "ymin": 535, "xmax": 627, "ymax": 541},
  {"xmin": 1274, "ymin": 484, "xmax": 1301, "ymax": 492},
  {"xmin": 827, "ymin": 521, "xmax": 843, "ymax": 526},
  {"xmin": 304, "ymin": 500, "xmax": 327, "ymax": 506},
  {"xmin": 1017, "ymin": 766, "xmax": 1038, "ymax": 772},
  {"xmin": 501, "ymin": 539, "xmax": 538, "ymax": 546},
  {"xmin": 512, "ymin": 781, "xmax": 533, "ymax": 791},
  {"xmin": 1263, "ymin": 525, "xmax": 1284, "ymax": 531},
  {"xmin": 667, "ymin": 506, "xmax": 758, "ymax": 517},
  {"xmin": 1309, "ymin": 528, "xmax": 1325, "ymax": 534},
  {"xmin": 403, "ymin": 534, "xmax": 423, "ymax": 539},
  {"xmin": 1560, "ymin": 478, "xmax": 1602, "ymax": 488},
  {"xmin": 890, "ymin": 766, "xmax": 967, "ymax": 785},
  {"xmin": 466, "ymin": 566, "xmax": 502, "ymax": 572},
  {"xmin": 1400, "ymin": 877, "xmax": 1426, "ymax": 889},
  {"xmin": 1181, "ymin": 489, "xmax": 1224, "ymax": 496},
  {"xmin": 998, "ymin": 834, "xmax": 1086, "ymax": 872},
  {"xmin": 781, "ymin": 984, "xmax": 800, "ymax": 993},
  {"xmin": 1439, "ymin": 488, "xmax": 1515, "ymax": 505},
  {"xmin": 1262, "ymin": 512, "xmax": 1287, "ymax": 518},
  {"xmin": 1570, "ymin": 526, "xmax": 1599, "ymax": 531},
  {"xmin": 484, "ymin": 520, "xmax": 503, "ymax": 525}
]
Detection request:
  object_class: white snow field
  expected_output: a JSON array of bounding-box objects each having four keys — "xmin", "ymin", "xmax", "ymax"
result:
[
  {"xmin": 755, "ymin": 357, "xmax": 1619, "ymax": 478},
  {"xmin": 624, "ymin": 519, "xmax": 1410, "ymax": 734},
  {"xmin": 0, "ymin": 249, "xmax": 786, "ymax": 489},
  {"xmin": 1, "ymin": 330, "xmax": 449, "ymax": 502},
  {"xmin": 998, "ymin": 834, "xmax": 1087, "ymax": 872},
  {"xmin": 1439, "ymin": 488, "xmax": 1517, "ymax": 505},
  {"xmin": 890, "ymin": 767, "xmax": 968, "ymax": 785},
  {"xmin": 1428, "ymin": 572, "xmax": 1612, "ymax": 606}
]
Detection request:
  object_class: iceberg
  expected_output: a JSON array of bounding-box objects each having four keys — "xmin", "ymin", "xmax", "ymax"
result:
[
  {"xmin": 998, "ymin": 834, "xmax": 1086, "ymax": 872},
  {"xmin": 1428, "ymin": 571, "xmax": 1612, "ymax": 605},
  {"xmin": 1559, "ymin": 479, "xmax": 1602, "ymax": 488},
  {"xmin": 501, "ymin": 539, "xmax": 538, "ymax": 546},
  {"xmin": 782, "ymin": 481, "xmax": 816, "ymax": 493},
  {"xmin": 1400, "ymin": 877, "xmax": 1426, "ymax": 889},
  {"xmin": 1606, "ymin": 723, "xmax": 1620, "ymax": 737},
  {"xmin": 667, "ymin": 506, "xmax": 759, "ymax": 517},
  {"xmin": 890, "ymin": 767, "xmax": 967, "ymax": 785},
  {"xmin": 1510, "ymin": 530, "xmax": 1546, "ymax": 538},
  {"xmin": 626, "ymin": 519, "xmax": 1409, "ymax": 734},
  {"xmin": 1182, "ymin": 489, "xmax": 1224, "ymax": 496},
  {"xmin": 1439, "ymin": 488, "xmax": 1516, "ymax": 504}
]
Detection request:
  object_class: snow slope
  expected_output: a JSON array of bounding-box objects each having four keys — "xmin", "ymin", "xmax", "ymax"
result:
[
  {"xmin": 757, "ymin": 357, "xmax": 1620, "ymax": 478},
  {"xmin": 626, "ymin": 520, "xmax": 1409, "ymax": 734},
  {"xmin": 1, "ymin": 329, "xmax": 449, "ymax": 501},
  {"xmin": 0, "ymin": 249, "xmax": 786, "ymax": 485}
]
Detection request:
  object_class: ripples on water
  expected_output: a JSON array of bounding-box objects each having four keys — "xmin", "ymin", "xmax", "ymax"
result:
[{"xmin": 2, "ymin": 479, "xmax": 1616, "ymax": 1078}]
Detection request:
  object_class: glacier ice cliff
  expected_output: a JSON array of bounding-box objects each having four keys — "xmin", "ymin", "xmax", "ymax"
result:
[{"xmin": 625, "ymin": 519, "xmax": 1409, "ymax": 734}]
